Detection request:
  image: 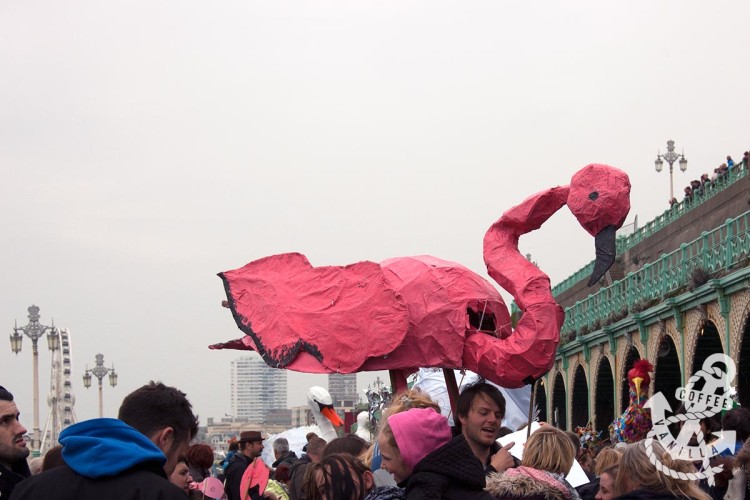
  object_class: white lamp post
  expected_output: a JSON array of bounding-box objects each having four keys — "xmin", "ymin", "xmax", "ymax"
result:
[
  {"xmin": 655, "ymin": 139, "xmax": 688, "ymax": 202},
  {"xmin": 10, "ymin": 305, "xmax": 59, "ymax": 456},
  {"xmin": 83, "ymin": 353, "xmax": 117, "ymax": 418}
]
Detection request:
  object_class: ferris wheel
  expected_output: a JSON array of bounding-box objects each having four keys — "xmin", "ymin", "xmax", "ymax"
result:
[{"xmin": 41, "ymin": 328, "xmax": 76, "ymax": 454}]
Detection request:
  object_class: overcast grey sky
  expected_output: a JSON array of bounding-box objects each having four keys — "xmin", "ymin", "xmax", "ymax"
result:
[{"xmin": 2, "ymin": 1, "xmax": 749, "ymax": 428}]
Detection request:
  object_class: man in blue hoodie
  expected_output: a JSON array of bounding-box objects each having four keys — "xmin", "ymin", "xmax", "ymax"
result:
[{"xmin": 10, "ymin": 381, "xmax": 198, "ymax": 500}]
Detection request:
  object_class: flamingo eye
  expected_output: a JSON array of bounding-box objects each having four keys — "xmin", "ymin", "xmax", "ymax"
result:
[{"xmin": 589, "ymin": 191, "xmax": 599, "ymax": 201}]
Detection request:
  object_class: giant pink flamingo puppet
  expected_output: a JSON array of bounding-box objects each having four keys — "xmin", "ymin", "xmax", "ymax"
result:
[{"xmin": 211, "ymin": 164, "xmax": 630, "ymax": 401}]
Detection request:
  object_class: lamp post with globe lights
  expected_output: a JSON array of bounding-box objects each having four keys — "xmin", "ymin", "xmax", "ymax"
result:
[
  {"xmin": 9, "ymin": 305, "xmax": 60, "ymax": 456},
  {"xmin": 83, "ymin": 354, "xmax": 118, "ymax": 418},
  {"xmin": 655, "ymin": 139, "xmax": 688, "ymax": 202}
]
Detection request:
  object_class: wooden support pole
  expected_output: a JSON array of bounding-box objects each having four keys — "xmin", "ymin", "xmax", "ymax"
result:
[
  {"xmin": 443, "ymin": 369, "xmax": 460, "ymax": 418},
  {"xmin": 389, "ymin": 369, "xmax": 409, "ymax": 395},
  {"xmin": 527, "ymin": 380, "xmax": 537, "ymax": 439}
]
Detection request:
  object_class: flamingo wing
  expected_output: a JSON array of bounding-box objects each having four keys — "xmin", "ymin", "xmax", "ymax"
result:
[{"xmin": 218, "ymin": 252, "xmax": 409, "ymax": 373}]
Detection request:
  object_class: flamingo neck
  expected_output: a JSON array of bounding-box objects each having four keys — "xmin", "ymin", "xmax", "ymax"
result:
[{"xmin": 483, "ymin": 186, "xmax": 570, "ymax": 310}]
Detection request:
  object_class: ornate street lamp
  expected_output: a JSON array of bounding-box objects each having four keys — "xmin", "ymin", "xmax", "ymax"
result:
[
  {"xmin": 83, "ymin": 353, "xmax": 117, "ymax": 418},
  {"xmin": 655, "ymin": 139, "xmax": 688, "ymax": 202},
  {"xmin": 10, "ymin": 305, "xmax": 58, "ymax": 456}
]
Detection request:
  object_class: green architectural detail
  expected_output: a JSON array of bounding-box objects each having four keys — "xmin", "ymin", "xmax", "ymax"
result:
[
  {"xmin": 666, "ymin": 299, "xmax": 683, "ymax": 332},
  {"xmin": 666, "ymin": 298, "xmax": 685, "ymax": 386},
  {"xmin": 560, "ymin": 209, "xmax": 750, "ymax": 340},
  {"xmin": 639, "ymin": 315, "xmax": 649, "ymax": 345},
  {"xmin": 709, "ymin": 279, "xmax": 731, "ymax": 356}
]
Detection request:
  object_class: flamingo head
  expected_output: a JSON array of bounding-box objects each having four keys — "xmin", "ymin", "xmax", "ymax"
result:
[
  {"xmin": 567, "ymin": 164, "xmax": 631, "ymax": 286},
  {"xmin": 307, "ymin": 385, "xmax": 344, "ymax": 427}
]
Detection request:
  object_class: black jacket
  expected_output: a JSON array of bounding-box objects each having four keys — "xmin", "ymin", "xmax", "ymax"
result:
[
  {"xmin": 9, "ymin": 462, "xmax": 186, "ymax": 500},
  {"xmin": 576, "ymin": 477, "xmax": 599, "ymax": 500},
  {"xmin": 224, "ymin": 453, "xmax": 251, "ymax": 500},
  {"xmin": 404, "ymin": 434, "xmax": 493, "ymax": 500},
  {"xmin": 453, "ymin": 425, "xmax": 506, "ymax": 476},
  {"xmin": 289, "ymin": 455, "xmax": 312, "ymax": 500},
  {"xmin": 0, "ymin": 460, "xmax": 30, "ymax": 499}
]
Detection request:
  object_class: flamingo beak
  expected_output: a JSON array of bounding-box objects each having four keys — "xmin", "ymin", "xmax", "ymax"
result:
[
  {"xmin": 321, "ymin": 406, "xmax": 344, "ymax": 427},
  {"xmin": 588, "ymin": 225, "xmax": 616, "ymax": 286},
  {"xmin": 633, "ymin": 376, "xmax": 644, "ymax": 401}
]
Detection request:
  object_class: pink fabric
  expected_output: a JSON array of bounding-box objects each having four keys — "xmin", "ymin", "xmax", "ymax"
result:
[
  {"xmin": 239, "ymin": 458, "xmax": 269, "ymax": 500},
  {"xmin": 388, "ymin": 408, "xmax": 452, "ymax": 471},
  {"xmin": 504, "ymin": 466, "xmax": 571, "ymax": 499},
  {"xmin": 194, "ymin": 477, "xmax": 224, "ymax": 499}
]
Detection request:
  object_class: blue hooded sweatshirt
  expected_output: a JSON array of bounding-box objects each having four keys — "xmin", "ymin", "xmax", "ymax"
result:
[{"xmin": 60, "ymin": 418, "xmax": 167, "ymax": 478}]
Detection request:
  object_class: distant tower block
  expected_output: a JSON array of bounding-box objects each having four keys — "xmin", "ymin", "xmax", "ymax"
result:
[
  {"xmin": 328, "ymin": 373, "xmax": 358, "ymax": 408},
  {"xmin": 231, "ymin": 354, "xmax": 287, "ymax": 423}
]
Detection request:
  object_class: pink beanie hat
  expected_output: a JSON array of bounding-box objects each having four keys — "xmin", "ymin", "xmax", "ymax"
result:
[{"xmin": 388, "ymin": 408, "xmax": 452, "ymax": 471}]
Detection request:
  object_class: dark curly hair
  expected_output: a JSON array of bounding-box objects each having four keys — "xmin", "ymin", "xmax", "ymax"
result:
[{"xmin": 118, "ymin": 381, "xmax": 199, "ymax": 445}]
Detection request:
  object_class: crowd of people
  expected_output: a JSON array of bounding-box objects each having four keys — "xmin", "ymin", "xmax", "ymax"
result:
[
  {"xmin": 1, "ymin": 381, "xmax": 749, "ymax": 500},
  {"xmin": 669, "ymin": 151, "xmax": 750, "ymax": 207}
]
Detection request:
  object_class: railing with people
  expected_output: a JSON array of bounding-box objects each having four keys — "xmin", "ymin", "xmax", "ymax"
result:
[
  {"xmin": 615, "ymin": 164, "xmax": 747, "ymax": 254},
  {"xmin": 559, "ymin": 209, "xmax": 750, "ymax": 342}
]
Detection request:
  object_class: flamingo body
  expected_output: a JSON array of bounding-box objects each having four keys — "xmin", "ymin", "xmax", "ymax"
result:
[
  {"xmin": 213, "ymin": 164, "xmax": 631, "ymax": 388},
  {"xmin": 218, "ymin": 254, "xmax": 511, "ymax": 380}
]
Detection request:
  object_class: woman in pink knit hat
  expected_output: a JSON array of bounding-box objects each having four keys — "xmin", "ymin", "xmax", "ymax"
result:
[
  {"xmin": 379, "ymin": 408, "xmax": 452, "ymax": 484},
  {"xmin": 378, "ymin": 407, "xmax": 493, "ymax": 499}
]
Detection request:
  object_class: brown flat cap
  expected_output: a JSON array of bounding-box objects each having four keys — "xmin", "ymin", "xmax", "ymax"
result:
[{"xmin": 238, "ymin": 430, "xmax": 263, "ymax": 443}]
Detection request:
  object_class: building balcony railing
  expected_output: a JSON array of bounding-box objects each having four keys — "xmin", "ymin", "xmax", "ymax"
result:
[
  {"xmin": 559, "ymin": 208, "xmax": 750, "ymax": 343},
  {"xmin": 551, "ymin": 163, "xmax": 748, "ymax": 299}
]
